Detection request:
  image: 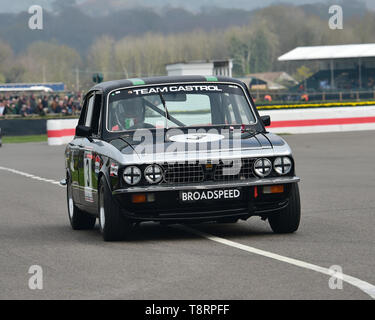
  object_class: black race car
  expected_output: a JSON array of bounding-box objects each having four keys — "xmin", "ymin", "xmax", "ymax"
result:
[{"xmin": 61, "ymin": 76, "xmax": 301, "ymax": 241}]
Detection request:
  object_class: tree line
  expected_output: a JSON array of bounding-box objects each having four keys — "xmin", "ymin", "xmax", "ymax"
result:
[{"xmin": 0, "ymin": 3, "xmax": 374, "ymax": 91}]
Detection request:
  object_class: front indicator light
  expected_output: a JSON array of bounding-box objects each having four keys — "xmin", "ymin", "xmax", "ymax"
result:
[
  {"xmin": 132, "ymin": 194, "xmax": 147, "ymax": 203},
  {"xmin": 132, "ymin": 193, "xmax": 155, "ymax": 203},
  {"xmin": 147, "ymin": 193, "xmax": 155, "ymax": 202},
  {"xmin": 263, "ymin": 185, "xmax": 284, "ymax": 194}
]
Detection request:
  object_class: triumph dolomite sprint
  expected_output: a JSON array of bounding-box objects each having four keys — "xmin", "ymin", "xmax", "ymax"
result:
[{"xmin": 62, "ymin": 76, "xmax": 301, "ymax": 241}]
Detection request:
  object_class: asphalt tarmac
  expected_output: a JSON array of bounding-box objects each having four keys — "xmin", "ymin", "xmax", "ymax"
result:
[{"xmin": 0, "ymin": 131, "xmax": 374, "ymax": 300}]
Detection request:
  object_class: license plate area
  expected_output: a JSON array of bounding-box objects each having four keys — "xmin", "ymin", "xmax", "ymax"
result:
[{"xmin": 179, "ymin": 188, "xmax": 242, "ymax": 203}]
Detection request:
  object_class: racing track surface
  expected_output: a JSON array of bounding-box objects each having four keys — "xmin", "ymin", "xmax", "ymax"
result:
[{"xmin": 0, "ymin": 131, "xmax": 374, "ymax": 300}]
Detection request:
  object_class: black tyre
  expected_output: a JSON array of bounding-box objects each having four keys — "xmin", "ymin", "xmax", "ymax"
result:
[
  {"xmin": 268, "ymin": 183, "xmax": 301, "ymax": 234},
  {"xmin": 67, "ymin": 178, "xmax": 96, "ymax": 230},
  {"xmin": 98, "ymin": 177, "xmax": 133, "ymax": 242}
]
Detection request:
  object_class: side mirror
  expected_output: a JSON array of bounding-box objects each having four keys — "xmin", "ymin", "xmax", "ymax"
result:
[
  {"xmin": 261, "ymin": 115, "xmax": 271, "ymax": 127},
  {"xmin": 76, "ymin": 125, "xmax": 92, "ymax": 138}
]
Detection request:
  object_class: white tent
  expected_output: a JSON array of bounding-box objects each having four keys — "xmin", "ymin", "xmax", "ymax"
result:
[
  {"xmin": 0, "ymin": 86, "xmax": 53, "ymax": 93},
  {"xmin": 278, "ymin": 44, "xmax": 375, "ymax": 61},
  {"xmin": 278, "ymin": 44, "xmax": 375, "ymax": 89}
]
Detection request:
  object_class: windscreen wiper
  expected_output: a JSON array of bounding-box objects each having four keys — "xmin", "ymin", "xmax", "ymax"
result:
[
  {"xmin": 225, "ymin": 124, "xmax": 258, "ymax": 139},
  {"xmin": 240, "ymin": 125, "xmax": 258, "ymax": 139},
  {"xmin": 143, "ymin": 99, "xmax": 185, "ymax": 127},
  {"xmin": 158, "ymin": 92, "xmax": 171, "ymax": 130}
]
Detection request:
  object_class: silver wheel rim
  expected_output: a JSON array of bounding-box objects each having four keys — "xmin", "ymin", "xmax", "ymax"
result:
[
  {"xmin": 100, "ymin": 192, "xmax": 105, "ymax": 230},
  {"xmin": 68, "ymin": 188, "xmax": 74, "ymax": 219},
  {"xmin": 100, "ymin": 206, "xmax": 105, "ymax": 230}
]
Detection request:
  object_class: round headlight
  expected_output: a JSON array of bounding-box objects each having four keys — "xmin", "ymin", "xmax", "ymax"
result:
[
  {"xmin": 274, "ymin": 157, "xmax": 292, "ymax": 175},
  {"xmin": 253, "ymin": 158, "xmax": 272, "ymax": 177},
  {"xmin": 123, "ymin": 166, "xmax": 142, "ymax": 185},
  {"xmin": 144, "ymin": 165, "xmax": 163, "ymax": 184}
]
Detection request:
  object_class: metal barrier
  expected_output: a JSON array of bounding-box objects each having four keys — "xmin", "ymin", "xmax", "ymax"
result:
[
  {"xmin": 47, "ymin": 119, "xmax": 78, "ymax": 146},
  {"xmin": 0, "ymin": 118, "xmax": 47, "ymax": 136},
  {"xmin": 259, "ymin": 105, "xmax": 375, "ymax": 134},
  {"xmin": 252, "ymin": 89, "xmax": 375, "ymax": 105}
]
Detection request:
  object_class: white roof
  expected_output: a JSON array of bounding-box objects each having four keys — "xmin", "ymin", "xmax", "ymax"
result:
[
  {"xmin": 278, "ymin": 44, "xmax": 375, "ymax": 61},
  {"xmin": 0, "ymin": 86, "xmax": 53, "ymax": 93}
]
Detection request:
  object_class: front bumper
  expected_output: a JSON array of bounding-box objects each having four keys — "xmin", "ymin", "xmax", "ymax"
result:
[
  {"xmin": 112, "ymin": 176, "xmax": 299, "ymax": 223},
  {"xmin": 113, "ymin": 176, "xmax": 300, "ymax": 194}
]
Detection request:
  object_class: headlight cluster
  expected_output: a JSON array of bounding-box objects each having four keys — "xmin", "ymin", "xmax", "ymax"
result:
[
  {"xmin": 253, "ymin": 157, "xmax": 292, "ymax": 177},
  {"xmin": 253, "ymin": 158, "xmax": 272, "ymax": 177},
  {"xmin": 123, "ymin": 164, "xmax": 163, "ymax": 185},
  {"xmin": 273, "ymin": 157, "xmax": 292, "ymax": 175},
  {"xmin": 144, "ymin": 165, "xmax": 163, "ymax": 184}
]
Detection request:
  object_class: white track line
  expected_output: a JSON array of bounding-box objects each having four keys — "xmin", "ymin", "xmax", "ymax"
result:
[
  {"xmin": 1, "ymin": 165, "xmax": 374, "ymax": 299},
  {"xmin": 0, "ymin": 166, "xmax": 64, "ymax": 187},
  {"xmin": 177, "ymin": 225, "xmax": 375, "ymax": 299}
]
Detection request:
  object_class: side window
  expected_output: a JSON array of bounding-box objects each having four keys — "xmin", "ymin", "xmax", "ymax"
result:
[
  {"xmin": 84, "ymin": 95, "xmax": 95, "ymax": 127},
  {"xmin": 91, "ymin": 93, "xmax": 102, "ymax": 136},
  {"xmin": 78, "ymin": 97, "xmax": 88, "ymax": 126}
]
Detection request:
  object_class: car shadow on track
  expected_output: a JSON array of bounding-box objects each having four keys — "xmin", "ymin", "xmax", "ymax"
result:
[
  {"xmin": 2, "ymin": 219, "xmax": 293, "ymax": 245},
  {"xmin": 123, "ymin": 220, "xmax": 277, "ymax": 243}
]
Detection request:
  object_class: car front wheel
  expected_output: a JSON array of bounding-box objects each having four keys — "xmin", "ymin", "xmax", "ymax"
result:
[
  {"xmin": 67, "ymin": 178, "xmax": 96, "ymax": 230},
  {"xmin": 99, "ymin": 177, "xmax": 133, "ymax": 242},
  {"xmin": 268, "ymin": 183, "xmax": 301, "ymax": 234}
]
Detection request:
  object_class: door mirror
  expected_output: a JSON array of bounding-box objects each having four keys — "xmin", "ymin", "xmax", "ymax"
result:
[
  {"xmin": 76, "ymin": 125, "xmax": 92, "ymax": 138},
  {"xmin": 261, "ymin": 115, "xmax": 271, "ymax": 127}
]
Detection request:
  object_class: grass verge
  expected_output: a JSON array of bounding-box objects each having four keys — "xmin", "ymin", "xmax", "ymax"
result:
[{"xmin": 1, "ymin": 135, "xmax": 47, "ymax": 144}]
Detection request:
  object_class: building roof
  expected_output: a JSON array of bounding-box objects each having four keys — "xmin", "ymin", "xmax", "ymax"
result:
[
  {"xmin": 278, "ymin": 43, "xmax": 375, "ymax": 61},
  {"xmin": 0, "ymin": 86, "xmax": 53, "ymax": 93},
  {"xmin": 248, "ymin": 72, "xmax": 297, "ymax": 83},
  {"xmin": 166, "ymin": 59, "xmax": 233, "ymax": 66},
  {"xmin": 237, "ymin": 72, "xmax": 297, "ymax": 90}
]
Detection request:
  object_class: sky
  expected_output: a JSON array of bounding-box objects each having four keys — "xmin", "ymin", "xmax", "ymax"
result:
[{"xmin": 0, "ymin": 0, "xmax": 373, "ymax": 14}]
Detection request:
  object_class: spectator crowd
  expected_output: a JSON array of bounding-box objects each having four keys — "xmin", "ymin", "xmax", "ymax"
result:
[{"xmin": 0, "ymin": 93, "xmax": 82, "ymax": 117}]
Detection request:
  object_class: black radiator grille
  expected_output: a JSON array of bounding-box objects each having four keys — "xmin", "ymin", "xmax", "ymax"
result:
[
  {"xmin": 214, "ymin": 158, "xmax": 255, "ymax": 181},
  {"xmin": 163, "ymin": 162, "xmax": 205, "ymax": 184},
  {"xmin": 161, "ymin": 158, "xmax": 257, "ymax": 184}
]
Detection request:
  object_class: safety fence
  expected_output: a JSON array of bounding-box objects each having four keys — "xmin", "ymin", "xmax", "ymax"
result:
[
  {"xmin": 257, "ymin": 100, "xmax": 375, "ymax": 110},
  {"xmin": 253, "ymin": 89, "xmax": 375, "ymax": 105},
  {"xmin": 259, "ymin": 105, "xmax": 375, "ymax": 134},
  {"xmin": 47, "ymin": 119, "xmax": 78, "ymax": 146},
  {"xmin": 43, "ymin": 105, "xmax": 375, "ymax": 145},
  {"xmin": 2, "ymin": 104, "xmax": 375, "ymax": 146}
]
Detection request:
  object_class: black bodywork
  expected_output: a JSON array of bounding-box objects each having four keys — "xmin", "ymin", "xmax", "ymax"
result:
[{"xmin": 65, "ymin": 76, "xmax": 299, "ymax": 223}]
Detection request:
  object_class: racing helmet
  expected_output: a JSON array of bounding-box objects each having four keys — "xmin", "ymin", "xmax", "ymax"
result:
[{"xmin": 115, "ymin": 97, "xmax": 145, "ymax": 129}]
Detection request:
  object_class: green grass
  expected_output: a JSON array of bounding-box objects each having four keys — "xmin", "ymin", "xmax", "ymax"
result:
[{"xmin": 2, "ymin": 135, "xmax": 47, "ymax": 144}]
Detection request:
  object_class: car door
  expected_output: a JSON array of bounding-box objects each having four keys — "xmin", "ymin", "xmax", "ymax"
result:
[
  {"xmin": 68, "ymin": 141, "xmax": 81, "ymax": 203},
  {"xmin": 77, "ymin": 92, "xmax": 102, "ymax": 214},
  {"xmin": 68, "ymin": 97, "xmax": 89, "ymax": 204}
]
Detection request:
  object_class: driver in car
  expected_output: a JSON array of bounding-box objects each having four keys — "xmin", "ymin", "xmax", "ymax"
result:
[{"xmin": 112, "ymin": 97, "xmax": 153, "ymax": 131}]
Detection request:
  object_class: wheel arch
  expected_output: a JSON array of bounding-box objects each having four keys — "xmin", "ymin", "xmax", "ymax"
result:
[
  {"xmin": 66, "ymin": 168, "xmax": 72, "ymax": 182},
  {"xmin": 98, "ymin": 170, "xmax": 111, "ymax": 191}
]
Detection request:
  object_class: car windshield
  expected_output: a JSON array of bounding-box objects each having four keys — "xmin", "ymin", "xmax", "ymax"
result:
[{"xmin": 107, "ymin": 83, "xmax": 256, "ymax": 132}]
